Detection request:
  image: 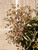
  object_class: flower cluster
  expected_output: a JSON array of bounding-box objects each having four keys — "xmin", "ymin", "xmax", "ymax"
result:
[{"xmin": 4, "ymin": 4, "xmax": 37, "ymax": 50}]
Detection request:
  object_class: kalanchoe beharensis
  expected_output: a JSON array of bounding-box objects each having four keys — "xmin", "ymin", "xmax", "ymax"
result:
[{"xmin": 4, "ymin": 4, "xmax": 38, "ymax": 50}]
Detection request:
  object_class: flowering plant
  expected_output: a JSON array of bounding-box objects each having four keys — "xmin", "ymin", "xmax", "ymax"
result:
[{"xmin": 4, "ymin": 4, "xmax": 38, "ymax": 50}]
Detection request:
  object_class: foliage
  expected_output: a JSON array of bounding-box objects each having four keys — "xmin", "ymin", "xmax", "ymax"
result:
[{"xmin": 20, "ymin": 16, "xmax": 38, "ymax": 50}]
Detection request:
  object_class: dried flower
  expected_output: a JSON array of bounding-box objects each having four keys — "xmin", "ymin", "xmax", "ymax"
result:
[{"xmin": 4, "ymin": 4, "xmax": 37, "ymax": 50}]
